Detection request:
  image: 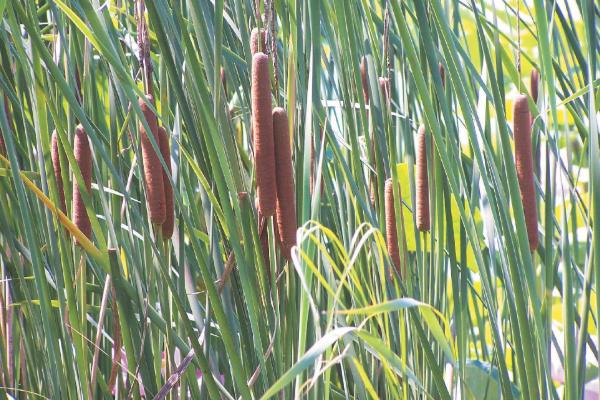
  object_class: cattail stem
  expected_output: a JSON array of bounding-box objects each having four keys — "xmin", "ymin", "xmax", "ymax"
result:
[
  {"xmin": 73, "ymin": 125, "xmax": 93, "ymax": 243},
  {"xmin": 139, "ymin": 95, "xmax": 166, "ymax": 225},
  {"xmin": 416, "ymin": 125, "xmax": 430, "ymax": 232},
  {"xmin": 158, "ymin": 126, "xmax": 174, "ymax": 239},
  {"xmin": 51, "ymin": 130, "xmax": 67, "ymax": 213},
  {"xmin": 252, "ymin": 52, "xmax": 276, "ymax": 217},
  {"xmin": 514, "ymin": 94, "xmax": 538, "ymax": 251},
  {"xmin": 273, "ymin": 107, "xmax": 296, "ymax": 259},
  {"xmin": 385, "ymin": 178, "xmax": 401, "ymax": 275}
]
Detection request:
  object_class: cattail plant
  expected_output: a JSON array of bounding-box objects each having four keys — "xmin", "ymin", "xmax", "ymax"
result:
[
  {"xmin": 415, "ymin": 125, "xmax": 430, "ymax": 232},
  {"xmin": 513, "ymin": 94, "xmax": 538, "ymax": 251},
  {"xmin": 252, "ymin": 52, "xmax": 277, "ymax": 216},
  {"xmin": 51, "ymin": 130, "xmax": 67, "ymax": 213},
  {"xmin": 139, "ymin": 94, "xmax": 166, "ymax": 225},
  {"xmin": 384, "ymin": 178, "xmax": 401, "ymax": 273},
  {"xmin": 273, "ymin": 107, "xmax": 297, "ymax": 258},
  {"xmin": 379, "ymin": 77, "xmax": 390, "ymax": 104},
  {"xmin": 250, "ymin": 28, "xmax": 267, "ymax": 55},
  {"xmin": 530, "ymin": 69, "xmax": 539, "ymax": 104},
  {"xmin": 158, "ymin": 126, "xmax": 174, "ymax": 239},
  {"xmin": 360, "ymin": 56, "xmax": 369, "ymax": 104},
  {"xmin": 73, "ymin": 125, "xmax": 92, "ymax": 242}
]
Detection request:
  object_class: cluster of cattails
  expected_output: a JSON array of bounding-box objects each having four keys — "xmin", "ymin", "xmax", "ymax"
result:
[
  {"xmin": 139, "ymin": 95, "xmax": 175, "ymax": 239},
  {"xmin": 513, "ymin": 94, "xmax": 538, "ymax": 251},
  {"xmin": 251, "ymin": 31, "xmax": 297, "ymax": 260},
  {"xmin": 384, "ymin": 178, "xmax": 401, "ymax": 274},
  {"xmin": 73, "ymin": 125, "xmax": 93, "ymax": 243}
]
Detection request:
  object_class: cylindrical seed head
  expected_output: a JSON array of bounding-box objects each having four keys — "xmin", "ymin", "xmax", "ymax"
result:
[
  {"xmin": 416, "ymin": 125, "xmax": 430, "ymax": 232},
  {"xmin": 139, "ymin": 94, "xmax": 166, "ymax": 225},
  {"xmin": 73, "ymin": 124, "xmax": 93, "ymax": 243},
  {"xmin": 360, "ymin": 56, "xmax": 369, "ymax": 104},
  {"xmin": 252, "ymin": 52, "xmax": 277, "ymax": 217},
  {"xmin": 514, "ymin": 94, "xmax": 538, "ymax": 251},
  {"xmin": 51, "ymin": 130, "xmax": 67, "ymax": 213},
  {"xmin": 438, "ymin": 62, "xmax": 446, "ymax": 89},
  {"xmin": 250, "ymin": 28, "xmax": 267, "ymax": 55},
  {"xmin": 379, "ymin": 77, "xmax": 390, "ymax": 104},
  {"xmin": 385, "ymin": 178, "xmax": 401, "ymax": 273},
  {"xmin": 530, "ymin": 69, "xmax": 539, "ymax": 104},
  {"xmin": 273, "ymin": 107, "xmax": 297, "ymax": 259},
  {"xmin": 158, "ymin": 126, "xmax": 174, "ymax": 239}
]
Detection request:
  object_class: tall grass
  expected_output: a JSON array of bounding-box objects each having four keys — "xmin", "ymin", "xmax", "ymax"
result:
[{"xmin": 0, "ymin": 0, "xmax": 598, "ymax": 398}]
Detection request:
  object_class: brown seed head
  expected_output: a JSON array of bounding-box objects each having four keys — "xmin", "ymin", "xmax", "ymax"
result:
[
  {"xmin": 250, "ymin": 28, "xmax": 267, "ymax": 55},
  {"xmin": 252, "ymin": 53, "xmax": 276, "ymax": 217},
  {"xmin": 438, "ymin": 62, "xmax": 446, "ymax": 89},
  {"xmin": 158, "ymin": 126, "xmax": 174, "ymax": 239},
  {"xmin": 139, "ymin": 94, "xmax": 166, "ymax": 225},
  {"xmin": 73, "ymin": 124, "xmax": 93, "ymax": 243},
  {"xmin": 379, "ymin": 77, "xmax": 390, "ymax": 105},
  {"xmin": 51, "ymin": 130, "xmax": 67, "ymax": 213},
  {"xmin": 416, "ymin": 125, "xmax": 430, "ymax": 232},
  {"xmin": 360, "ymin": 56, "xmax": 369, "ymax": 104},
  {"xmin": 530, "ymin": 69, "xmax": 539, "ymax": 104},
  {"xmin": 385, "ymin": 178, "xmax": 401, "ymax": 273},
  {"xmin": 514, "ymin": 94, "xmax": 538, "ymax": 251},
  {"xmin": 273, "ymin": 107, "xmax": 297, "ymax": 259}
]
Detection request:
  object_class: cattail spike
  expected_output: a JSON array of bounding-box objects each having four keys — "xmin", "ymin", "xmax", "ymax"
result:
[
  {"xmin": 252, "ymin": 52, "xmax": 277, "ymax": 217},
  {"xmin": 250, "ymin": 28, "xmax": 267, "ymax": 55},
  {"xmin": 530, "ymin": 69, "xmax": 539, "ymax": 104},
  {"xmin": 51, "ymin": 130, "xmax": 67, "ymax": 213},
  {"xmin": 385, "ymin": 178, "xmax": 401, "ymax": 274},
  {"xmin": 73, "ymin": 125, "xmax": 93, "ymax": 242},
  {"xmin": 139, "ymin": 95, "xmax": 166, "ymax": 225},
  {"xmin": 416, "ymin": 125, "xmax": 430, "ymax": 232},
  {"xmin": 273, "ymin": 107, "xmax": 297, "ymax": 259},
  {"xmin": 360, "ymin": 56, "xmax": 369, "ymax": 104},
  {"xmin": 379, "ymin": 77, "xmax": 390, "ymax": 105},
  {"xmin": 514, "ymin": 94, "xmax": 538, "ymax": 251},
  {"xmin": 158, "ymin": 126, "xmax": 174, "ymax": 239}
]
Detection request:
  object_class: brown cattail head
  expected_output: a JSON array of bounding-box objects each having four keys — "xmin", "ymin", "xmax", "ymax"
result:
[
  {"xmin": 385, "ymin": 178, "xmax": 401, "ymax": 274},
  {"xmin": 139, "ymin": 94, "xmax": 166, "ymax": 225},
  {"xmin": 220, "ymin": 67, "xmax": 227, "ymax": 97},
  {"xmin": 530, "ymin": 69, "xmax": 539, "ymax": 104},
  {"xmin": 438, "ymin": 62, "xmax": 446, "ymax": 89},
  {"xmin": 250, "ymin": 28, "xmax": 267, "ymax": 55},
  {"xmin": 379, "ymin": 77, "xmax": 390, "ymax": 105},
  {"xmin": 158, "ymin": 126, "xmax": 174, "ymax": 239},
  {"xmin": 513, "ymin": 94, "xmax": 538, "ymax": 251},
  {"xmin": 252, "ymin": 52, "xmax": 277, "ymax": 217},
  {"xmin": 416, "ymin": 125, "xmax": 430, "ymax": 232},
  {"xmin": 73, "ymin": 124, "xmax": 93, "ymax": 242},
  {"xmin": 360, "ymin": 56, "xmax": 369, "ymax": 104},
  {"xmin": 273, "ymin": 107, "xmax": 297, "ymax": 259},
  {"xmin": 51, "ymin": 130, "xmax": 67, "ymax": 213}
]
